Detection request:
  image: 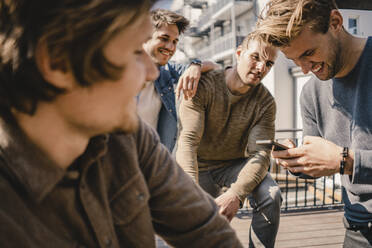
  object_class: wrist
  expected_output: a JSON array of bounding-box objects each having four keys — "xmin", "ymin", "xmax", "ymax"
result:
[
  {"xmin": 189, "ymin": 59, "xmax": 202, "ymax": 68},
  {"xmin": 345, "ymin": 150, "xmax": 354, "ymax": 175},
  {"xmin": 339, "ymin": 147, "xmax": 354, "ymax": 175},
  {"xmin": 225, "ymin": 189, "xmax": 244, "ymax": 208}
]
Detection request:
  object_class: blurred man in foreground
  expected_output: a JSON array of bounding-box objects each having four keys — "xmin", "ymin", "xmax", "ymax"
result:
[{"xmin": 0, "ymin": 1, "xmax": 242, "ymax": 247}]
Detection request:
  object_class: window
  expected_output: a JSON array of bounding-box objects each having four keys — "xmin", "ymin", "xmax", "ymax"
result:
[{"xmin": 348, "ymin": 17, "xmax": 359, "ymax": 35}]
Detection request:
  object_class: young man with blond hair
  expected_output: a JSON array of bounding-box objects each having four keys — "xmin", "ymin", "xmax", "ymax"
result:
[
  {"xmin": 0, "ymin": 1, "xmax": 243, "ymax": 247},
  {"xmin": 257, "ymin": 0, "xmax": 372, "ymax": 246},
  {"xmin": 176, "ymin": 32, "xmax": 282, "ymax": 248}
]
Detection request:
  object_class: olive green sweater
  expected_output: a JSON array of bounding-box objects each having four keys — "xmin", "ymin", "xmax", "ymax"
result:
[{"xmin": 175, "ymin": 70, "xmax": 276, "ymax": 201}]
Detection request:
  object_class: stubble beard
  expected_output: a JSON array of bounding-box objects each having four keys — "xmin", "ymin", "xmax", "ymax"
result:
[{"xmin": 325, "ymin": 37, "xmax": 343, "ymax": 80}]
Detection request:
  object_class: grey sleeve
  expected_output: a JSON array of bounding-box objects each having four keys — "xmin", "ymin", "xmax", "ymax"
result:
[
  {"xmin": 352, "ymin": 150, "xmax": 372, "ymax": 185},
  {"xmin": 300, "ymin": 82, "xmax": 321, "ymax": 138},
  {"xmin": 137, "ymin": 122, "xmax": 243, "ymax": 247}
]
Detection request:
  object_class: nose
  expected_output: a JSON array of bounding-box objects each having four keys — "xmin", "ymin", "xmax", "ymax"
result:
[
  {"xmin": 164, "ymin": 41, "xmax": 175, "ymax": 52},
  {"xmin": 295, "ymin": 59, "xmax": 311, "ymax": 74},
  {"xmin": 144, "ymin": 52, "xmax": 159, "ymax": 81},
  {"xmin": 256, "ymin": 61, "xmax": 265, "ymax": 72}
]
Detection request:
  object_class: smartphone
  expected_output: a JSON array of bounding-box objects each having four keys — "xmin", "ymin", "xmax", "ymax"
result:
[{"xmin": 256, "ymin": 139, "xmax": 289, "ymax": 151}]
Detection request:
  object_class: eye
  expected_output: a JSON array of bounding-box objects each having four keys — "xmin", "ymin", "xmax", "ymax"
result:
[
  {"xmin": 251, "ymin": 54, "xmax": 259, "ymax": 60},
  {"xmin": 134, "ymin": 49, "xmax": 143, "ymax": 55},
  {"xmin": 304, "ymin": 50, "xmax": 314, "ymax": 57},
  {"xmin": 160, "ymin": 37, "xmax": 168, "ymax": 42},
  {"xmin": 266, "ymin": 61, "xmax": 274, "ymax": 68}
]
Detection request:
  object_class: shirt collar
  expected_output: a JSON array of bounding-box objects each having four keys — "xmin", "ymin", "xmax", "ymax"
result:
[{"xmin": 0, "ymin": 113, "xmax": 108, "ymax": 203}]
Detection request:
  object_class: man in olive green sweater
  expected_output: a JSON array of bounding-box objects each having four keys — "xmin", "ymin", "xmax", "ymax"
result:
[{"xmin": 176, "ymin": 32, "xmax": 282, "ymax": 248}]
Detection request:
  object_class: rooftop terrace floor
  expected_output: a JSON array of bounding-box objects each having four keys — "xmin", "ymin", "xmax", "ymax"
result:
[
  {"xmin": 233, "ymin": 208, "xmax": 345, "ymax": 247},
  {"xmin": 156, "ymin": 208, "xmax": 345, "ymax": 247}
]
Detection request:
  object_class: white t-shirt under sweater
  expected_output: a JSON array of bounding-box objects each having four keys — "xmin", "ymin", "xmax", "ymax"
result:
[{"xmin": 137, "ymin": 81, "xmax": 162, "ymax": 130}]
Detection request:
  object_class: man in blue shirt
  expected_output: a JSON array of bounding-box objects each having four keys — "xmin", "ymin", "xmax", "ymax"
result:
[
  {"xmin": 139, "ymin": 9, "xmax": 218, "ymax": 152},
  {"xmin": 257, "ymin": 0, "xmax": 372, "ymax": 247}
]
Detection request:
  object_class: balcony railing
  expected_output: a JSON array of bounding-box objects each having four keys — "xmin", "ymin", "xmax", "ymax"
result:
[
  {"xmin": 193, "ymin": 34, "xmax": 245, "ymax": 60},
  {"xmin": 197, "ymin": 0, "xmax": 252, "ymax": 29},
  {"xmin": 184, "ymin": 0, "xmax": 208, "ymax": 9},
  {"xmin": 213, "ymin": 33, "xmax": 234, "ymax": 54}
]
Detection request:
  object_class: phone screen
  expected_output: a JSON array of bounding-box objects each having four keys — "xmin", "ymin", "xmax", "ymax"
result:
[{"xmin": 256, "ymin": 140, "xmax": 289, "ymax": 151}]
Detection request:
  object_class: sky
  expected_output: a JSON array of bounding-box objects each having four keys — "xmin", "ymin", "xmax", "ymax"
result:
[{"xmin": 153, "ymin": 0, "xmax": 173, "ymax": 9}]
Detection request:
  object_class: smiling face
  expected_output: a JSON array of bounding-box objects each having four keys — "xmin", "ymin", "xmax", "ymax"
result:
[
  {"xmin": 143, "ymin": 23, "xmax": 179, "ymax": 66},
  {"xmin": 50, "ymin": 14, "xmax": 159, "ymax": 136},
  {"xmin": 236, "ymin": 40, "xmax": 277, "ymax": 87},
  {"xmin": 281, "ymin": 25, "xmax": 342, "ymax": 80}
]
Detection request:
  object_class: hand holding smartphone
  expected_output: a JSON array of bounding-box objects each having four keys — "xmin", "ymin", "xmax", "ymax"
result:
[{"xmin": 256, "ymin": 139, "xmax": 289, "ymax": 151}]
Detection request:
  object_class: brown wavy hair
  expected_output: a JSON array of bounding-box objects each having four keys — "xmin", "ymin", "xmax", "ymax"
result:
[
  {"xmin": 150, "ymin": 9, "xmax": 190, "ymax": 34},
  {"xmin": 256, "ymin": 0, "xmax": 338, "ymax": 47},
  {"xmin": 0, "ymin": 0, "xmax": 156, "ymax": 115}
]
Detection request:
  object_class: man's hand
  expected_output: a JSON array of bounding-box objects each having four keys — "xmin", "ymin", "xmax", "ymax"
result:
[
  {"xmin": 272, "ymin": 136, "xmax": 353, "ymax": 178},
  {"xmin": 176, "ymin": 64, "xmax": 201, "ymax": 100},
  {"xmin": 215, "ymin": 191, "xmax": 241, "ymax": 222}
]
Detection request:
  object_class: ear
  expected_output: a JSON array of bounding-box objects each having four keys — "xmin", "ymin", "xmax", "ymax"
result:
[
  {"xmin": 35, "ymin": 41, "xmax": 76, "ymax": 90},
  {"xmin": 329, "ymin": 9, "xmax": 344, "ymax": 33},
  {"xmin": 235, "ymin": 45, "xmax": 243, "ymax": 60}
]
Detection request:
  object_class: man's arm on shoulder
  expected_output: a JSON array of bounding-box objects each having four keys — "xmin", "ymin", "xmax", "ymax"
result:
[
  {"xmin": 136, "ymin": 121, "xmax": 242, "ymax": 247},
  {"xmin": 229, "ymin": 98, "xmax": 276, "ymax": 202},
  {"xmin": 171, "ymin": 60, "xmax": 219, "ymax": 100}
]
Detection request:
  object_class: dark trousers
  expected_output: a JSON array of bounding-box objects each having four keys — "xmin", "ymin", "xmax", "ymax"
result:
[
  {"xmin": 343, "ymin": 217, "xmax": 372, "ymax": 248},
  {"xmin": 199, "ymin": 160, "xmax": 282, "ymax": 248}
]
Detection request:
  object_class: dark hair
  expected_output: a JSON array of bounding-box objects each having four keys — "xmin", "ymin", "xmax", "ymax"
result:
[
  {"xmin": 0, "ymin": 0, "xmax": 156, "ymax": 115},
  {"xmin": 150, "ymin": 9, "xmax": 189, "ymax": 35},
  {"xmin": 256, "ymin": 0, "xmax": 338, "ymax": 47}
]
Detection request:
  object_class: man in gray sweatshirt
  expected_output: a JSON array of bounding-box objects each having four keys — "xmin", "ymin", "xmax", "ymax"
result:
[{"xmin": 257, "ymin": 0, "xmax": 372, "ymax": 247}]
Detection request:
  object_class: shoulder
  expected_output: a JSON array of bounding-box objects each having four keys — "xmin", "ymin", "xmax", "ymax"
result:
[
  {"xmin": 254, "ymin": 83, "xmax": 275, "ymax": 107},
  {"xmin": 192, "ymin": 69, "xmax": 224, "ymax": 99},
  {"xmin": 300, "ymin": 76, "xmax": 331, "ymax": 105},
  {"xmin": 199, "ymin": 69, "xmax": 225, "ymax": 89}
]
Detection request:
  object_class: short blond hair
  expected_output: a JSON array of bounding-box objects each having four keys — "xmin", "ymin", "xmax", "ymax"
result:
[
  {"xmin": 240, "ymin": 31, "xmax": 268, "ymax": 50},
  {"xmin": 256, "ymin": 0, "xmax": 338, "ymax": 47}
]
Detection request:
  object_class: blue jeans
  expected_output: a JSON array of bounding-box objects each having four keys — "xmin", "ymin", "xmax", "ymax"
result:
[
  {"xmin": 199, "ymin": 161, "xmax": 282, "ymax": 248},
  {"xmin": 343, "ymin": 217, "xmax": 372, "ymax": 247}
]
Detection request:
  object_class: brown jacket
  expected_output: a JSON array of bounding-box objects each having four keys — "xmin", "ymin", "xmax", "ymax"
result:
[{"xmin": 0, "ymin": 114, "xmax": 242, "ymax": 247}]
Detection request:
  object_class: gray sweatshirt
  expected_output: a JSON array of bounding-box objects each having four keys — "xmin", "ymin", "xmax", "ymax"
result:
[{"xmin": 300, "ymin": 37, "xmax": 372, "ymax": 223}]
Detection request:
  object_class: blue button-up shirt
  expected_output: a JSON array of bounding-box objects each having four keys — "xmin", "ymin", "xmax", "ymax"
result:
[{"xmin": 154, "ymin": 62, "xmax": 188, "ymax": 152}]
